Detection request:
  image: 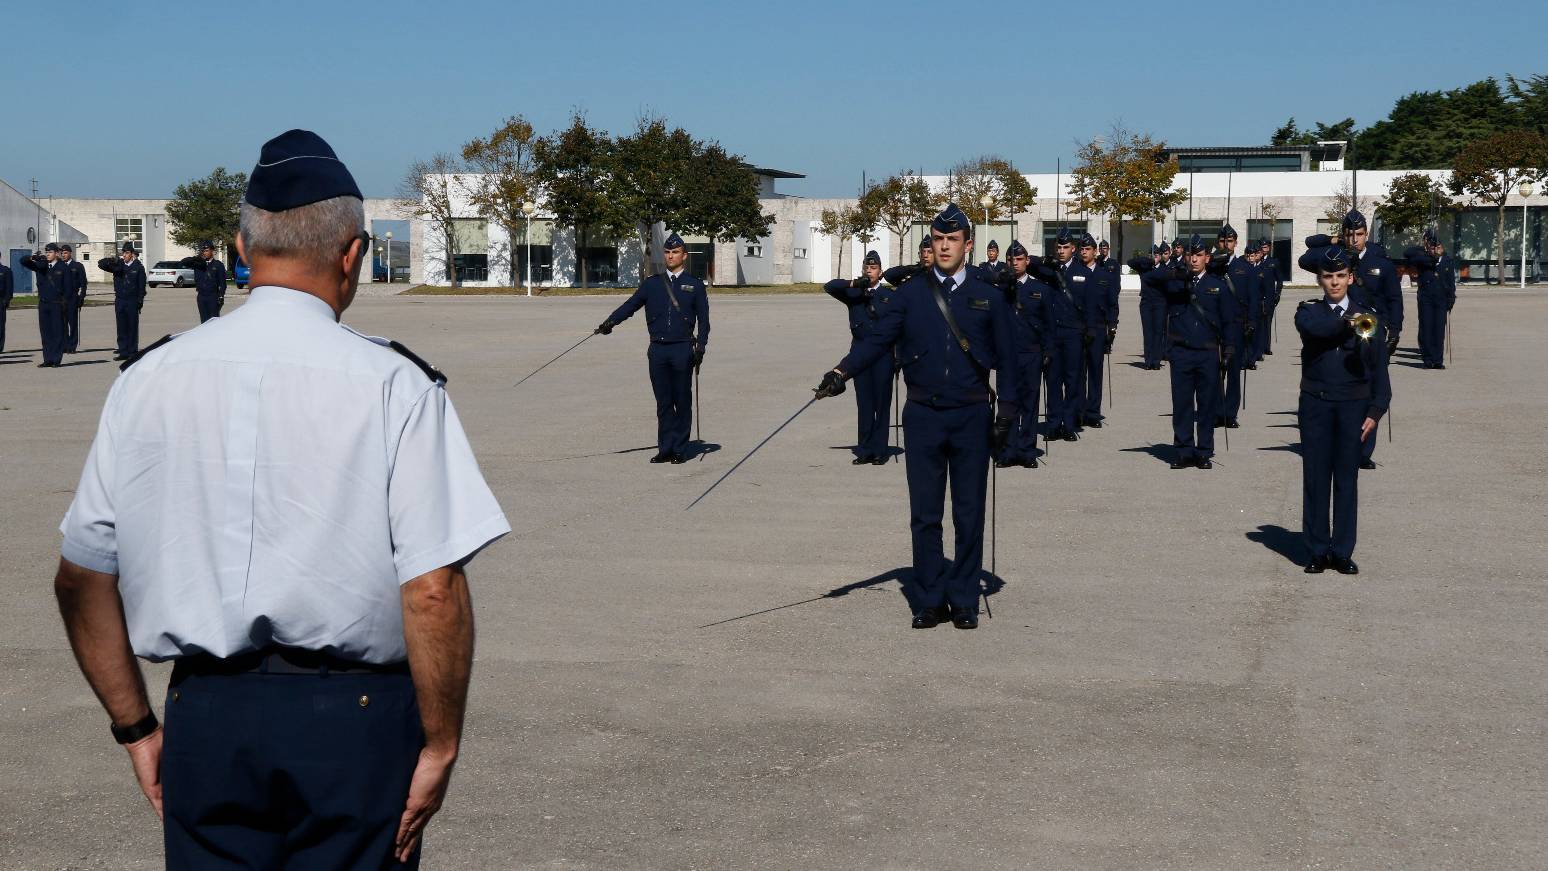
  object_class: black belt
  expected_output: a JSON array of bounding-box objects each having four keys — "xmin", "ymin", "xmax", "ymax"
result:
[
  {"xmin": 650, "ymin": 337, "xmax": 690, "ymax": 344},
  {"xmin": 172, "ymin": 647, "xmax": 409, "ymax": 678},
  {"xmin": 907, "ymin": 386, "xmax": 991, "ymax": 407}
]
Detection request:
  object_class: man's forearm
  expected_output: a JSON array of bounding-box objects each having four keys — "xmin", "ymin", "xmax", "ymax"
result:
[
  {"xmin": 401, "ymin": 565, "xmax": 475, "ymax": 758},
  {"xmin": 54, "ymin": 559, "xmax": 152, "ymax": 727}
]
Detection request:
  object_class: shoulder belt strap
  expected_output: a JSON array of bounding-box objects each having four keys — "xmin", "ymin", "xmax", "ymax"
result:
[
  {"xmin": 1187, "ymin": 283, "xmax": 1223, "ymax": 342},
  {"xmin": 120, "ymin": 333, "xmax": 177, "ymax": 372},
  {"xmin": 927, "ymin": 274, "xmax": 995, "ymax": 397}
]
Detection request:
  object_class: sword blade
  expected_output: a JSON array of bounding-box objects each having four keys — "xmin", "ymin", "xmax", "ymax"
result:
[
  {"xmin": 514, "ymin": 332, "xmax": 595, "ymax": 387},
  {"xmin": 686, "ymin": 396, "xmax": 819, "ymax": 511}
]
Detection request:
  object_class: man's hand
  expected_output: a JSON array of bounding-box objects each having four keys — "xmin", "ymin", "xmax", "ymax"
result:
[
  {"xmin": 395, "ymin": 746, "xmax": 456, "ymax": 863},
  {"xmin": 125, "ymin": 728, "xmax": 164, "ymax": 819},
  {"xmin": 1221, "ymin": 348, "xmax": 1234, "ymax": 370},
  {"xmin": 992, "ymin": 416, "xmax": 1012, "ymax": 455},
  {"xmin": 1361, "ymin": 417, "xmax": 1378, "ymax": 442},
  {"xmin": 814, "ymin": 370, "xmax": 846, "ymax": 399},
  {"xmin": 595, "ymin": 319, "xmax": 614, "ymax": 335},
  {"xmin": 1385, "ymin": 330, "xmax": 1399, "ymax": 356},
  {"xmin": 692, "ymin": 345, "xmax": 705, "ymax": 368},
  {"xmin": 1106, "ymin": 326, "xmax": 1117, "ymax": 353},
  {"xmin": 850, "ymin": 276, "xmax": 868, "ymax": 289}
]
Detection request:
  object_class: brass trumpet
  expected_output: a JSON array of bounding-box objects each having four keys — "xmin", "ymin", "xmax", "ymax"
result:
[{"xmin": 1347, "ymin": 311, "xmax": 1378, "ymax": 340}]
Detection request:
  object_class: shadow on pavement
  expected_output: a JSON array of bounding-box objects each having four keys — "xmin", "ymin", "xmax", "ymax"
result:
[
  {"xmin": 698, "ymin": 564, "xmax": 1006, "ymax": 629},
  {"xmin": 1119, "ymin": 443, "xmax": 1177, "ymax": 465},
  {"xmin": 1258, "ymin": 442, "xmax": 1303, "ymax": 456},
  {"xmin": 1246, "ymin": 523, "xmax": 1304, "ymax": 565}
]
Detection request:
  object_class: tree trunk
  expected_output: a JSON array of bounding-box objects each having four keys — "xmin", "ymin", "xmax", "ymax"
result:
[
  {"xmin": 446, "ymin": 229, "xmax": 459, "ymax": 288},
  {"xmin": 509, "ymin": 222, "xmax": 519, "ymax": 289},
  {"xmin": 1498, "ymin": 200, "xmax": 1507, "ymax": 286},
  {"xmin": 578, "ymin": 225, "xmax": 589, "ymax": 290}
]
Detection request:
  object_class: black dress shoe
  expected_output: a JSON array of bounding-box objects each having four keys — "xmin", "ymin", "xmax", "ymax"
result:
[
  {"xmin": 994, "ymin": 458, "xmax": 1015, "ymax": 468},
  {"xmin": 869, "ymin": 456, "xmax": 889, "ymax": 465},
  {"xmin": 1304, "ymin": 554, "xmax": 1329, "ymax": 574},
  {"xmin": 852, "ymin": 456, "xmax": 872, "ymax": 465},
  {"xmin": 649, "ymin": 452, "xmax": 670, "ymax": 463},
  {"xmin": 669, "ymin": 453, "xmax": 687, "ymax": 464},
  {"xmin": 1225, "ymin": 419, "xmax": 1240, "ymax": 429},
  {"xmin": 911, "ymin": 606, "xmax": 946, "ymax": 629},
  {"xmin": 1264, "ymin": 349, "xmax": 1273, "ymax": 356},
  {"xmin": 1213, "ymin": 416, "xmax": 1226, "ymax": 428},
  {"xmin": 1331, "ymin": 555, "xmax": 1359, "ymax": 575},
  {"xmin": 949, "ymin": 606, "xmax": 978, "ymax": 630},
  {"xmin": 1245, "ymin": 362, "xmax": 1258, "ymax": 370},
  {"xmin": 1170, "ymin": 455, "xmax": 1190, "ymax": 469},
  {"xmin": 1086, "ymin": 419, "xmax": 1103, "ymax": 428},
  {"xmin": 1433, "ymin": 364, "xmax": 1445, "ymax": 370},
  {"xmin": 1196, "ymin": 458, "xmax": 1213, "ymax": 469},
  {"xmin": 1020, "ymin": 458, "xmax": 1038, "ymax": 469},
  {"xmin": 37, "ymin": 362, "xmax": 51, "ymax": 368},
  {"xmin": 1358, "ymin": 458, "xmax": 1376, "ymax": 470}
]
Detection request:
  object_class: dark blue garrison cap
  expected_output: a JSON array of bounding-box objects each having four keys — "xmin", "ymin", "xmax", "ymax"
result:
[
  {"xmin": 1077, "ymin": 232, "xmax": 1097, "ymax": 248},
  {"xmin": 1183, "ymin": 234, "xmax": 1208, "ymax": 254},
  {"xmin": 1152, "ymin": 242, "xmax": 1169, "ymax": 254},
  {"xmin": 244, "ymin": 129, "xmax": 363, "ymax": 212},
  {"xmin": 1099, "ymin": 238, "xmax": 1110, "ymax": 247},
  {"xmin": 1006, "ymin": 240, "xmax": 1028, "ymax": 257},
  {"xmin": 1341, "ymin": 209, "xmax": 1367, "ymax": 231},
  {"xmin": 1217, "ymin": 223, "xmax": 1237, "ymax": 240},
  {"xmin": 662, "ymin": 232, "xmax": 685, "ymax": 250},
  {"xmin": 931, "ymin": 203, "xmax": 972, "ymax": 236},
  {"xmin": 919, "ymin": 235, "xmax": 932, "ymax": 250},
  {"xmin": 121, "ymin": 241, "xmax": 137, "ymax": 253},
  {"xmin": 863, "ymin": 249, "xmax": 881, "ymax": 266},
  {"xmin": 43, "ymin": 242, "xmax": 59, "ymax": 252},
  {"xmin": 1055, "ymin": 227, "xmax": 1073, "ymax": 244},
  {"xmin": 1315, "ymin": 246, "xmax": 1353, "ymax": 273},
  {"xmin": 198, "ymin": 239, "xmax": 214, "ymax": 251},
  {"xmin": 986, "ymin": 239, "xmax": 999, "ymax": 251}
]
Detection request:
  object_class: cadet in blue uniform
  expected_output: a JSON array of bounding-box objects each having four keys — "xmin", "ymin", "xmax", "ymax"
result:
[
  {"xmin": 181, "ymin": 241, "xmax": 228, "ymax": 323},
  {"xmin": 814, "ymin": 204, "xmax": 1018, "ymax": 630},
  {"xmin": 997, "ymin": 239, "xmax": 1051, "ymax": 468},
  {"xmin": 1148, "ymin": 234, "xmax": 1239, "ymax": 468},
  {"xmin": 1240, "ymin": 242, "xmax": 1267, "ymax": 369},
  {"xmin": 1405, "ymin": 228, "xmax": 1457, "ymax": 369},
  {"xmin": 58, "ymin": 244, "xmax": 88, "ymax": 352},
  {"xmin": 1137, "ymin": 242, "xmax": 1169, "ymax": 369},
  {"xmin": 1252, "ymin": 238, "xmax": 1280, "ymax": 361},
  {"xmin": 1070, "ymin": 233, "xmax": 1117, "ymax": 428},
  {"xmin": 21, "ymin": 244, "xmax": 68, "ymax": 366},
  {"xmin": 979, "ymin": 239, "xmax": 1006, "ymax": 283},
  {"xmin": 597, "ymin": 233, "xmax": 710, "ymax": 464},
  {"xmin": 824, "ymin": 250, "xmax": 894, "ymax": 464},
  {"xmin": 1296, "ymin": 246, "xmax": 1391, "ymax": 574},
  {"xmin": 98, "ymin": 242, "xmax": 148, "ymax": 359},
  {"xmin": 1096, "ymin": 239, "xmax": 1115, "ymax": 272},
  {"xmin": 1211, "ymin": 225, "xmax": 1257, "ymax": 428},
  {"xmin": 0, "ymin": 258, "xmax": 11, "ymax": 353},
  {"xmin": 1039, "ymin": 228, "xmax": 1084, "ymax": 440}
]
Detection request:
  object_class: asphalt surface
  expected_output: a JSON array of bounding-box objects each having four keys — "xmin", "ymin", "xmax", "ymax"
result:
[{"xmin": 1, "ymin": 285, "xmax": 1544, "ymax": 869}]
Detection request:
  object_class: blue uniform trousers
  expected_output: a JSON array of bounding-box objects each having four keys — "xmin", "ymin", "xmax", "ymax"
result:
[
  {"xmin": 197, "ymin": 293, "xmax": 223, "ymax": 323},
  {"xmin": 1258, "ymin": 309, "xmax": 1274, "ymax": 358},
  {"xmin": 64, "ymin": 295, "xmax": 81, "ymax": 352},
  {"xmin": 37, "ymin": 301, "xmax": 66, "ymax": 365},
  {"xmin": 1418, "ymin": 298, "xmax": 1448, "ymax": 366},
  {"xmin": 0, "ymin": 303, "xmax": 7, "ymax": 352},
  {"xmin": 1139, "ymin": 300, "xmax": 1166, "ymax": 367},
  {"xmin": 1080, "ymin": 335, "xmax": 1105, "ymax": 423},
  {"xmin": 1299, "ymin": 394, "xmax": 1365, "ymax": 560},
  {"xmin": 1169, "ymin": 347, "xmax": 1218, "ymax": 460},
  {"xmin": 1005, "ymin": 350, "xmax": 1044, "ymax": 462},
  {"xmin": 115, "ymin": 298, "xmax": 140, "ymax": 357},
  {"xmin": 1045, "ymin": 328, "xmax": 1083, "ymax": 432},
  {"xmin": 902, "ymin": 400, "xmax": 991, "ymax": 613},
  {"xmin": 1220, "ymin": 337, "xmax": 1247, "ymax": 422},
  {"xmin": 161, "ymin": 668, "xmax": 424, "ymax": 870},
  {"xmin": 850, "ymin": 353, "xmax": 895, "ymax": 460},
  {"xmin": 647, "ymin": 341, "xmax": 694, "ymax": 456}
]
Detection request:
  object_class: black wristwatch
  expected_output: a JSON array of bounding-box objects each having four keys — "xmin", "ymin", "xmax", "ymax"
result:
[{"xmin": 110, "ymin": 711, "xmax": 160, "ymax": 745}]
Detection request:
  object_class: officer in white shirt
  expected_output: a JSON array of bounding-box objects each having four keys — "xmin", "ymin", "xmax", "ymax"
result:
[{"xmin": 54, "ymin": 129, "xmax": 510, "ymax": 869}]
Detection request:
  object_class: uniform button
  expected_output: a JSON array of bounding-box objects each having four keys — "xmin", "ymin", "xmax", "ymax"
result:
[
  {"xmin": 358, "ymin": 695, "xmax": 370, "ymax": 708},
  {"xmin": 171, "ymin": 690, "xmax": 180, "ymax": 702}
]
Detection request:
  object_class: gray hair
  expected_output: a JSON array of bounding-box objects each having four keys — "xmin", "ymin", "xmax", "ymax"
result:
[{"xmin": 239, "ymin": 196, "xmax": 364, "ymax": 270}]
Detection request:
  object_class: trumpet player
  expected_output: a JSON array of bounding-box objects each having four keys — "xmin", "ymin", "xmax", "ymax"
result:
[{"xmin": 1295, "ymin": 247, "xmax": 1391, "ymax": 575}]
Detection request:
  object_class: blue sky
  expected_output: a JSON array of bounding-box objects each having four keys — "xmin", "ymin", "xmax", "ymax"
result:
[{"xmin": 4, "ymin": 0, "xmax": 1544, "ymax": 200}]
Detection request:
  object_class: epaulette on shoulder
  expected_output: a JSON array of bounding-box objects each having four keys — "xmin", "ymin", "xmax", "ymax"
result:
[
  {"xmin": 341, "ymin": 325, "xmax": 447, "ymax": 385},
  {"xmin": 120, "ymin": 332, "xmax": 179, "ymax": 372},
  {"xmin": 1300, "ymin": 298, "xmax": 1321, "ymax": 307}
]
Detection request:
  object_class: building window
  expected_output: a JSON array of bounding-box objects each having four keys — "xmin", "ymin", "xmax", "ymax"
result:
[
  {"xmin": 513, "ymin": 218, "xmax": 555, "ymax": 284},
  {"xmin": 687, "ymin": 243, "xmax": 715, "ymax": 282},
  {"xmin": 579, "ymin": 246, "xmax": 619, "ymax": 284},
  {"xmin": 115, "ymin": 217, "xmax": 143, "ymax": 253},
  {"xmin": 793, "ymin": 247, "xmax": 808, "ymax": 259},
  {"xmin": 1174, "ymin": 220, "xmax": 1227, "ymax": 244},
  {"xmin": 450, "ymin": 218, "xmax": 489, "ymax": 282},
  {"xmin": 744, "ymin": 244, "xmax": 763, "ymax": 258},
  {"xmin": 1041, "ymin": 220, "xmax": 1088, "ymax": 258}
]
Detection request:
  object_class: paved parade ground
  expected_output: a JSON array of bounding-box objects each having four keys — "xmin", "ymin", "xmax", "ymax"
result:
[{"xmin": 1, "ymin": 286, "xmax": 1544, "ymax": 869}]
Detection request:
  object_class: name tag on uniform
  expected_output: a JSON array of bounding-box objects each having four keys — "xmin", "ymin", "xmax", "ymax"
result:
[
  {"xmin": 969, "ymin": 298, "xmax": 990, "ymax": 311},
  {"xmin": 1030, "ymin": 291, "xmax": 1042, "ymax": 299},
  {"xmin": 1369, "ymin": 268, "xmax": 1382, "ymax": 276},
  {"xmin": 1072, "ymin": 275, "xmax": 1086, "ymax": 282},
  {"xmin": 1204, "ymin": 287, "xmax": 1219, "ymax": 295}
]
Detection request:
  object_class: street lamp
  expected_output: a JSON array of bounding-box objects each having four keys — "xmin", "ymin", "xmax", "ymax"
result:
[
  {"xmin": 1519, "ymin": 181, "xmax": 1533, "ymax": 288},
  {"xmin": 521, "ymin": 200, "xmax": 537, "ymax": 297},
  {"xmin": 383, "ymin": 231, "xmax": 393, "ymax": 284},
  {"xmin": 978, "ymin": 192, "xmax": 995, "ymax": 265}
]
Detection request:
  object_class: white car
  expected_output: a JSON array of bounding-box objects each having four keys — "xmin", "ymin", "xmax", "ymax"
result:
[{"xmin": 147, "ymin": 260, "xmax": 195, "ymax": 288}]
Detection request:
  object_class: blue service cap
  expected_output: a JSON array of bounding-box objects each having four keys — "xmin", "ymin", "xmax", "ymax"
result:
[
  {"xmin": 1152, "ymin": 242, "xmax": 1169, "ymax": 255},
  {"xmin": 1183, "ymin": 234, "xmax": 1208, "ymax": 254},
  {"xmin": 1077, "ymin": 232, "xmax": 1097, "ymax": 248},
  {"xmin": 1098, "ymin": 238, "xmax": 1110, "ymax": 247},
  {"xmin": 121, "ymin": 241, "xmax": 137, "ymax": 253},
  {"xmin": 931, "ymin": 203, "xmax": 972, "ymax": 236},
  {"xmin": 43, "ymin": 242, "xmax": 59, "ymax": 252},
  {"xmin": 244, "ymin": 129, "xmax": 363, "ymax": 212},
  {"xmin": 1422, "ymin": 227, "xmax": 1438, "ymax": 245},
  {"xmin": 1341, "ymin": 209, "xmax": 1367, "ymax": 231},
  {"xmin": 863, "ymin": 249, "xmax": 881, "ymax": 266},
  {"xmin": 986, "ymin": 239, "xmax": 999, "ymax": 251},
  {"xmin": 662, "ymin": 232, "xmax": 685, "ymax": 251},
  {"xmin": 1217, "ymin": 223, "xmax": 1238, "ymax": 240},
  {"xmin": 1315, "ymin": 246, "xmax": 1353, "ymax": 273},
  {"xmin": 1006, "ymin": 240, "xmax": 1028, "ymax": 257},
  {"xmin": 918, "ymin": 235, "xmax": 932, "ymax": 250},
  {"xmin": 197, "ymin": 239, "xmax": 215, "ymax": 251},
  {"xmin": 1054, "ymin": 226, "xmax": 1073, "ymax": 244},
  {"xmin": 58, "ymin": 243, "xmax": 72, "ymax": 252}
]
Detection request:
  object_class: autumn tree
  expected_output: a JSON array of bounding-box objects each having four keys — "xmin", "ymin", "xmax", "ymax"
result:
[
  {"xmin": 1067, "ymin": 127, "xmax": 1187, "ymax": 261},
  {"xmin": 818, "ymin": 200, "xmax": 879, "ymax": 279},
  {"xmin": 462, "ymin": 116, "xmax": 541, "ymax": 287},
  {"xmin": 1449, "ymin": 130, "xmax": 1548, "ymax": 282},
  {"xmin": 1323, "ymin": 179, "xmax": 1359, "ymax": 226},
  {"xmin": 865, "ymin": 171, "xmax": 934, "ymax": 263},
  {"xmin": 943, "ymin": 155, "xmax": 1037, "ymax": 224},
  {"xmin": 166, "ymin": 167, "xmax": 247, "ymax": 254},
  {"xmin": 399, "ymin": 153, "xmax": 464, "ymax": 286}
]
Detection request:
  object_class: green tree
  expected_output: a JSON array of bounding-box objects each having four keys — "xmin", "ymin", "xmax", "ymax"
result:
[
  {"xmin": 1270, "ymin": 118, "xmax": 1303, "ymax": 147},
  {"xmin": 1355, "ymin": 80, "xmax": 1514, "ymax": 168},
  {"xmin": 943, "ymin": 155, "xmax": 1036, "ymax": 223},
  {"xmin": 866, "ymin": 171, "xmax": 934, "ymax": 263},
  {"xmin": 1067, "ymin": 127, "xmax": 1186, "ymax": 259},
  {"xmin": 166, "ymin": 167, "xmax": 246, "ymax": 254},
  {"xmin": 817, "ymin": 201, "xmax": 878, "ymax": 278},
  {"xmin": 462, "ymin": 116, "xmax": 541, "ymax": 287},
  {"xmin": 399, "ymin": 153, "xmax": 464, "ymax": 286},
  {"xmin": 1506, "ymin": 74, "xmax": 1548, "ymax": 133},
  {"xmin": 534, "ymin": 112, "xmax": 633, "ymax": 289},
  {"xmin": 1374, "ymin": 172, "xmax": 1457, "ymax": 235},
  {"xmin": 1449, "ymin": 130, "xmax": 1548, "ymax": 283}
]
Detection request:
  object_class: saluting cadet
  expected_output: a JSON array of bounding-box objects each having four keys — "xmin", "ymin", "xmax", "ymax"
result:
[
  {"xmin": 0, "ymin": 257, "xmax": 12, "ymax": 353},
  {"xmin": 1241, "ymin": 242, "xmax": 1266, "ymax": 369},
  {"xmin": 181, "ymin": 241, "xmax": 228, "ymax": 323},
  {"xmin": 824, "ymin": 250, "xmax": 895, "ymax": 464},
  {"xmin": 1296, "ymin": 246, "xmax": 1391, "ymax": 574},
  {"xmin": 883, "ymin": 235, "xmax": 935, "ymax": 287},
  {"xmin": 1153, "ymin": 234, "xmax": 1239, "ymax": 469},
  {"xmin": 21, "ymin": 243, "xmax": 67, "ymax": 366},
  {"xmin": 1137, "ymin": 242, "xmax": 1169, "ymax": 370},
  {"xmin": 813, "ymin": 204, "xmax": 1019, "ymax": 630},
  {"xmin": 97, "ymin": 242, "xmax": 148, "ymax": 359},
  {"xmin": 1038, "ymin": 228, "xmax": 1084, "ymax": 440},
  {"xmin": 596, "ymin": 233, "xmax": 710, "ymax": 464},
  {"xmin": 59, "ymin": 244, "xmax": 88, "ymax": 353},
  {"xmin": 1405, "ymin": 228, "xmax": 1457, "ymax": 369},
  {"xmin": 1096, "ymin": 239, "xmax": 1115, "ymax": 272},
  {"xmin": 997, "ymin": 239, "xmax": 1052, "ymax": 468},
  {"xmin": 54, "ymin": 128, "xmax": 510, "ymax": 868},
  {"xmin": 1070, "ymin": 233, "xmax": 1117, "ymax": 428},
  {"xmin": 1253, "ymin": 239, "xmax": 1281, "ymax": 360},
  {"xmin": 1211, "ymin": 224, "xmax": 1257, "ymax": 428}
]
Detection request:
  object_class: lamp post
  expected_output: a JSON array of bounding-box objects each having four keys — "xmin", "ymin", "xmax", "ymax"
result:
[
  {"xmin": 1519, "ymin": 181, "xmax": 1533, "ymax": 289},
  {"xmin": 978, "ymin": 192, "xmax": 995, "ymax": 265},
  {"xmin": 383, "ymin": 231, "xmax": 393, "ymax": 284},
  {"xmin": 521, "ymin": 200, "xmax": 537, "ymax": 297}
]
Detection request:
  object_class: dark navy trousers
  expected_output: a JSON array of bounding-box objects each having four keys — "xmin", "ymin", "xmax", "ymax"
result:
[
  {"xmin": 850, "ymin": 353, "xmax": 895, "ymax": 460},
  {"xmin": 0, "ymin": 302, "xmax": 8, "ymax": 352},
  {"xmin": 1169, "ymin": 347, "xmax": 1218, "ymax": 460},
  {"xmin": 64, "ymin": 296, "xmax": 81, "ymax": 351},
  {"xmin": 1299, "ymin": 394, "xmax": 1365, "ymax": 560},
  {"xmin": 1045, "ymin": 328, "xmax": 1083, "ymax": 432},
  {"xmin": 903, "ymin": 400, "xmax": 991, "ymax": 613},
  {"xmin": 197, "ymin": 294, "xmax": 223, "ymax": 323},
  {"xmin": 115, "ymin": 298, "xmax": 140, "ymax": 357},
  {"xmin": 1220, "ymin": 336, "xmax": 1247, "ymax": 422},
  {"xmin": 37, "ymin": 301, "xmax": 66, "ymax": 364},
  {"xmin": 647, "ymin": 341, "xmax": 694, "ymax": 456},
  {"xmin": 1418, "ymin": 297, "xmax": 1448, "ymax": 366},
  {"xmin": 1139, "ymin": 300, "xmax": 1165, "ymax": 367},
  {"xmin": 1005, "ymin": 350, "xmax": 1044, "ymax": 462},
  {"xmin": 161, "ymin": 668, "xmax": 423, "ymax": 870},
  {"xmin": 1080, "ymin": 334, "xmax": 1105, "ymax": 423}
]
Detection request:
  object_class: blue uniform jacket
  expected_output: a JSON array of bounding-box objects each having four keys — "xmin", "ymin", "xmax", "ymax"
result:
[
  {"xmin": 838, "ymin": 268, "xmax": 1020, "ymax": 415},
  {"xmin": 181, "ymin": 256, "xmax": 228, "ymax": 297},
  {"xmin": 61, "ymin": 260, "xmax": 87, "ymax": 303},
  {"xmin": 1036, "ymin": 259, "xmax": 1086, "ymax": 332},
  {"xmin": 0, "ymin": 263, "xmax": 11, "ymax": 304},
  {"xmin": 1217, "ymin": 257, "xmax": 1260, "ymax": 336},
  {"xmin": 1300, "ymin": 236, "xmax": 1403, "ymax": 333},
  {"xmin": 1067, "ymin": 261, "xmax": 1117, "ymax": 335},
  {"xmin": 823, "ymin": 278, "xmax": 890, "ymax": 343},
  {"xmin": 20, "ymin": 256, "xmax": 66, "ymax": 304},
  {"xmin": 1403, "ymin": 248, "xmax": 1457, "ymax": 306},
  {"xmin": 1153, "ymin": 266, "xmax": 1240, "ymax": 351},
  {"xmin": 98, "ymin": 257, "xmax": 148, "ymax": 301},
  {"xmin": 1261, "ymin": 257, "xmax": 1283, "ymax": 310},
  {"xmin": 607, "ymin": 271, "xmax": 710, "ymax": 347},
  {"xmin": 994, "ymin": 271, "xmax": 1053, "ymax": 355},
  {"xmin": 1294, "ymin": 297, "xmax": 1392, "ymax": 419}
]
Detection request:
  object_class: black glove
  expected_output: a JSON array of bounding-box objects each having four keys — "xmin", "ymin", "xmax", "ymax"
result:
[
  {"xmin": 850, "ymin": 276, "xmax": 869, "ymax": 289},
  {"xmin": 1106, "ymin": 326, "xmax": 1117, "ymax": 349},
  {"xmin": 1221, "ymin": 348, "xmax": 1235, "ymax": 370},
  {"xmin": 692, "ymin": 345, "xmax": 705, "ymax": 368},
  {"xmin": 992, "ymin": 416, "xmax": 1013, "ymax": 455},
  {"xmin": 1127, "ymin": 255, "xmax": 1155, "ymax": 273},
  {"xmin": 1244, "ymin": 324, "xmax": 1256, "ymax": 341},
  {"xmin": 1041, "ymin": 354, "xmax": 1051, "ymax": 370},
  {"xmin": 1386, "ymin": 331, "xmax": 1399, "ymax": 356},
  {"xmin": 814, "ymin": 369, "xmax": 846, "ymax": 399},
  {"xmin": 595, "ymin": 319, "xmax": 614, "ymax": 335}
]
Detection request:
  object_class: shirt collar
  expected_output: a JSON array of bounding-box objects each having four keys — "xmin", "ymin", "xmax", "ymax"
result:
[
  {"xmin": 933, "ymin": 265, "xmax": 968, "ymax": 286},
  {"xmin": 1325, "ymin": 296, "xmax": 1347, "ymax": 312},
  {"xmin": 666, "ymin": 269, "xmax": 684, "ymax": 280},
  {"xmin": 246, "ymin": 285, "xmax": 339, "ymax": 321}
]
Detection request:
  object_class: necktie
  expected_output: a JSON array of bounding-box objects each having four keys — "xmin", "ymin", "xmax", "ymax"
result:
[
  {"xmin": 1333, "ymin": 304, "xmax": 1344, "ymax": 317},
  {"xmin": 941, "ymin": 276, "xmax": 955, "ymax": 296}
]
